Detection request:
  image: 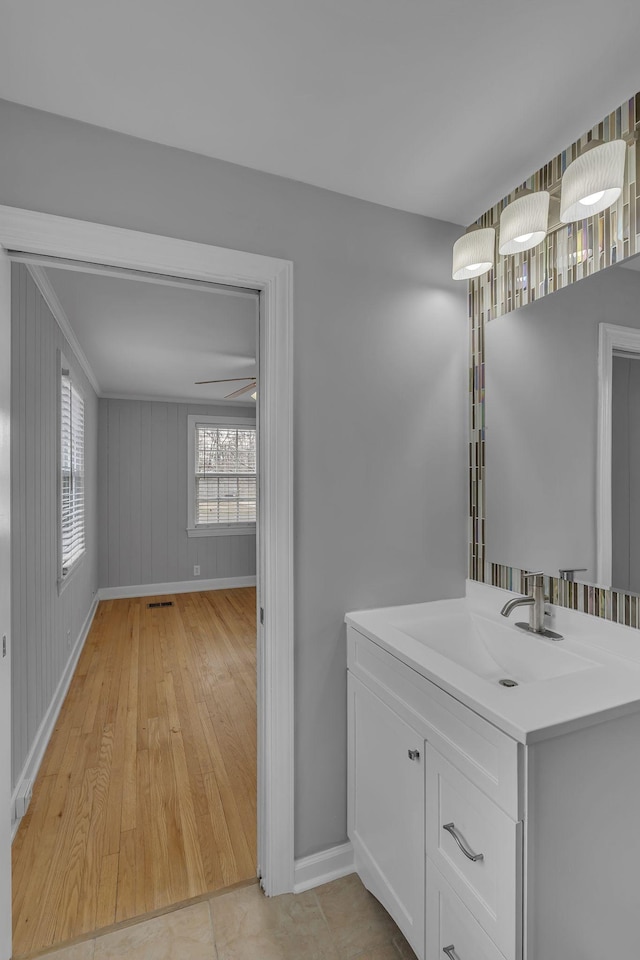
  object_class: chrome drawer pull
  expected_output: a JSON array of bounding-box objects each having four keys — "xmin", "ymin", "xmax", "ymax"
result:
[
  {"xmin": 442, "ymin": 822, "xmax": 484, "ymax": 862},
  {"xmin": 443, "ymin": 946, "xmax": 458, "ymax": 959}
]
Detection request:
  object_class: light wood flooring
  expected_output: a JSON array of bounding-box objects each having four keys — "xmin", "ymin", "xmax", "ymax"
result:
[{"xmin": 12, "ymin": 587, "xmax": 257, "ymax": 958}]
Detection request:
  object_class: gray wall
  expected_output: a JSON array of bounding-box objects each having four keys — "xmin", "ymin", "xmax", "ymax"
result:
[
  {"xmin": 485, "ymin": 265, "xmax": 640, "ymax": 588},
  {"xmin": 612, "ymin": 356, "xmax": 640, "ymax": 593},
  {"xmin": 0, "ymin": 99, "xmax": 468, "ymax": 859},
  {"xmin": 11, "ymin": 262, "xmax": 99, "ymax": 790},
  {"xmin": 98, "ymin": 398, "xmax": 256, "ymax": 588}
]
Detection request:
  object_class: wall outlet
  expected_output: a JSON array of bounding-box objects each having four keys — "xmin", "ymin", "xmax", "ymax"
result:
[
  {"xmin": 15, "ymin": 780, "xmax": 33, "ymax": 820},
  {"xmin": 66, "ymin": 629, "xmax": 72, "ymax": 648},
  {"xmin": 193, "ymin": 565, "xmax": 201, "ymax": 576}
]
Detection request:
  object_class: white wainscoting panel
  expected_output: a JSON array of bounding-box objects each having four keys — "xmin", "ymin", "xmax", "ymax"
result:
[
  {"xmin": 98, "ymin": 398, "xmax": 257, "ymax": 589},
  {"xmin": 11, "ymin": 263, "xmax": 100, "ymax": 795}
]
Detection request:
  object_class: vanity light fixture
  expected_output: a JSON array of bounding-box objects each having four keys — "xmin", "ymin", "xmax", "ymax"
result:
[
  {"xmin": 498, "ymin": 190, "xmax": 550, "ymax": 255},
  {"xmin": 560, "ymin": 139, "xmax": 626, "ymax": 222},
  {"xmin": 451, "ymin": 225, "xmax": 495, "ymax": 280}
]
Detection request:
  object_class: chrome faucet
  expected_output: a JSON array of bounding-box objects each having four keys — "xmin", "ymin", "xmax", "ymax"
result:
[{"xmin": 500, "ymin": 572, "xmax": 562, "ymax": 639}]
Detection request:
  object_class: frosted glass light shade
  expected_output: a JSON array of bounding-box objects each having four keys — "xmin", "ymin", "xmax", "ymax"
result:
[
  {"xmin": 560, "ymin": 140, "xmax": 626, "ymax": 222},
  {"xmin": 499, "ymin": 191, "xmax": 549, "ymax": 255},
  {"xmin": 452, "ymin": 227, "xmax": 495, "ymax": 280}
]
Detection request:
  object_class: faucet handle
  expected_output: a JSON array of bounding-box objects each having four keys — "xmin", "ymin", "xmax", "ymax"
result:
[{"xmin": 523, "ymin": 571, "xmax": 545, "ymax": 588}]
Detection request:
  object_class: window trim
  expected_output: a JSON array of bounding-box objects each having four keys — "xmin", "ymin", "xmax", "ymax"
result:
[
  {"xmin": 187, "ymin": 414, "xmax": 257, "ymax": 537},
  {"xmin": 57, "ymin": 351, "xmax": 86, "ymax": 591}
]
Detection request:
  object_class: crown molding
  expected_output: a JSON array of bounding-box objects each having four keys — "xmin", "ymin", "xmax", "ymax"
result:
[
  {"xmin": 25, "ymin": 264, "xmax": 101, "ymax": 396},
  {"xmin": 100, "ymin": 391, "xmax": 256, "ymax": 406}
]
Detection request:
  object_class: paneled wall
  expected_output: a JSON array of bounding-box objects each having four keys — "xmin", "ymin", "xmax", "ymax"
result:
[
  {"xmin": 11, "ymin": 263, "xmax": 99, "ymax": 790},
  {"xmin": 98, "ymin": 399, "xmax": 256, "ymax": 589}
]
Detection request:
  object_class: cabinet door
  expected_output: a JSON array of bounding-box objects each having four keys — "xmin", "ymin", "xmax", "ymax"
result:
[{"xmin": 348, "ymin": 673, "xmax": 425, "ymax": 958}]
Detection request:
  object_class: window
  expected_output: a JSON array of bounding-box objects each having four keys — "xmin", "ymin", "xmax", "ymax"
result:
[
  {"xmin": 187, "ymin": 416, "xmax": 257, "ymax": 536},
  {"xmin": 60, "ymin": 359, "xmax": 85, "ymax": 579}
]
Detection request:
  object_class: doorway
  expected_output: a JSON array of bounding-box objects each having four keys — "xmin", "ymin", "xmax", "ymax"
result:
[
  {"xmin": 0, "ymin": 206, "xmax": 294, "ymax": 960},
  {"xmin": 11, "ymin": 258, "xmax": 259, "ymax": 953}
]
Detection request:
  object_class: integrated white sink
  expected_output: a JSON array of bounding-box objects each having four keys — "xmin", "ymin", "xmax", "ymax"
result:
[
  {"xmin": 389, "ymin": 609, "xmax": 595, "ymax": 685},
  {"xmin": 347, "ymin": 580, "xmax": 640, "ymax": 744}
]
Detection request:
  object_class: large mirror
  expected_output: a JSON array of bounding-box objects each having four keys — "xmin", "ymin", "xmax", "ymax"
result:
[{"xmin": 485, "ymin": 252, "xmax": 640, "ymax": 594}]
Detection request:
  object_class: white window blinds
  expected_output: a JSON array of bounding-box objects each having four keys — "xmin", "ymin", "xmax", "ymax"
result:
[
  {"xmin": 60, "ymin": 369, "xmax": 85, "ymax": 576},
  {"xmin": 195, "ymin": 423, "xmax": 256, "ymax": 525}
]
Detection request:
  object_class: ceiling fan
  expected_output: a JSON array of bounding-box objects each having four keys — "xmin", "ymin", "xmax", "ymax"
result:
[{"xmin": 194, "ymin": 376, "xmax": 257, "ymax": 399}]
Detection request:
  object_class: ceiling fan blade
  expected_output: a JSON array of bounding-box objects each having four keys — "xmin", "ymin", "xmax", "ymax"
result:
[
  {"xmin": 225, "ymin": 381, "xmax": 257, "ymax": 399},
  {"xmin": 194, "ymin": 376, "xmax": 256, "ymax": 385}
]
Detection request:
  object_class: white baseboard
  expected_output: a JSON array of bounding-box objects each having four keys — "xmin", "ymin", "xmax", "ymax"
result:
[
  {"xmin": 293, "ymin": 842, "xmax": 355, "ymax": 894},
  {"xmin": 98, "ymin": 575, "xmax": 257, "ymax": 601},
  {"xmin": 11, "ymin": 594, "xmax": 99, "ymax": 840}
]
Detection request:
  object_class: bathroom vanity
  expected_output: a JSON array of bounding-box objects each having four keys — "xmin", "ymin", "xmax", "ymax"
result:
[{"xmin": 346, "ymin": 581, "xmax": 640, "ymax": 960}]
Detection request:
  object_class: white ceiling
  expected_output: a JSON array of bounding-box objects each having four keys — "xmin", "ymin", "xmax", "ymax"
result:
[
  {"xmin": 2, "ymin": 1, "xmax": 640, "ymax": 224},
  {"xmin": 43, "ymin": 266, "xmax": 258, "ymax": 404}
]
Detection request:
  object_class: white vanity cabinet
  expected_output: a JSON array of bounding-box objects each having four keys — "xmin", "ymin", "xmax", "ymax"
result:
[
  {"xmin": 347, "ymin": 624, "xmax": 522, "ymax": 960},
  {"xmin": 347, "ymin": 617, "xmax": 640, "ymax": 960}
]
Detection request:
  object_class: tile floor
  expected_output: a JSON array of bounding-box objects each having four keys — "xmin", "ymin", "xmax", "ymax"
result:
[{"xmin": 37, "ymin": 874, "xmax": 418, "ymax": 960}]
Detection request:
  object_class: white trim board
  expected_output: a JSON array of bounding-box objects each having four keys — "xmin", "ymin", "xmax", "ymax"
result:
[
  {"xmin": 98, "ymin": 576, "xmax": 257, "ymax": 600},
  {"xmin": 187, "ymin": 526, "xmax": 256, "ymax": 538},
  {"xmin": 293, "ymin": 842, "xmax": 355, "ymax": 894},
  {"xmin": 596, "ymin": 322, "xmax": 640, "ymax": 585},
  {"xmin": 10, "ymin": 595, "xmax": 99, "ymax": 841},
  {"xmin": 9, "ymin": 250, "xmax": 258, "ymax": 300},
  {"xmin": 101, "ymin": 392, "xmax": 256, "ymax": 407},
  {"xmin": 0, "ymin": 251, "xmax": 10, "ymax": 957},
  {"xmin": 0, "ymin": 205, "xmax": 294, "ymax": 960}
]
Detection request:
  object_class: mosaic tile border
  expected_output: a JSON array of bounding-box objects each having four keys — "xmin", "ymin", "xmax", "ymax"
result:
[{"xmin": 469, "ymin": 92, "xmax": 640, "ymax": 628}]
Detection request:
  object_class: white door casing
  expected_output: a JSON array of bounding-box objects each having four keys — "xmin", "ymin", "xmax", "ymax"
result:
[
  {"xmin": 0, "ymin": 250, "xmax": 12, "ymax": 960},
  {"xmin": 0, "ymin": 205, "xmax": 295, "ymax": 959}
]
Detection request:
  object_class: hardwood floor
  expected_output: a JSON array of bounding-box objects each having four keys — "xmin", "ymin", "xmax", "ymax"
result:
[{"xmin": 11, "ymin": 587, "xmax": 257, "ymax": 958}]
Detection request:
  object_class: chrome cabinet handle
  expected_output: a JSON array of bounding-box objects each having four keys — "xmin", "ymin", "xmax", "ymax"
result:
[
  {"xmin": 407, "ymin": 748, "xmax": 420, "ymax": 761},
  {"xmin": 443, "ymin": 946, "xmax": 458, "ymax": 959},
  {"xmin": 442, "ymin": 822, "xmax": 484, "ymax": 861}
]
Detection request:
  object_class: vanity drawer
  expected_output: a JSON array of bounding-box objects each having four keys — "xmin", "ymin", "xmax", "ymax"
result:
[
  {"xmin": 426, "ymin": 745, "xmax": 522, "ymax": 960},
  {"xmin": 348, "ymin": 626, "xmax": 521, "ymax": 818},
  {"xmin": 426, "ymin": 859, "xmax": 507, "ymax": 960}
]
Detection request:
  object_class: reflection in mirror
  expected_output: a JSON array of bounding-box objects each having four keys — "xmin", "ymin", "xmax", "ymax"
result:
[
  {"xmin": 485, "ymin": 252, "xmax": 640, "ymax": 593},
  {"xmin": 611, "ymin": 350, "xmax": 640, "ymax": 592}
]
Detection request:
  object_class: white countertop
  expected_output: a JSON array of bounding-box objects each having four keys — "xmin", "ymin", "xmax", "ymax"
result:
[{"xmin": 345, "ymin": 580, "xmax": 640, "ymax": 744}]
